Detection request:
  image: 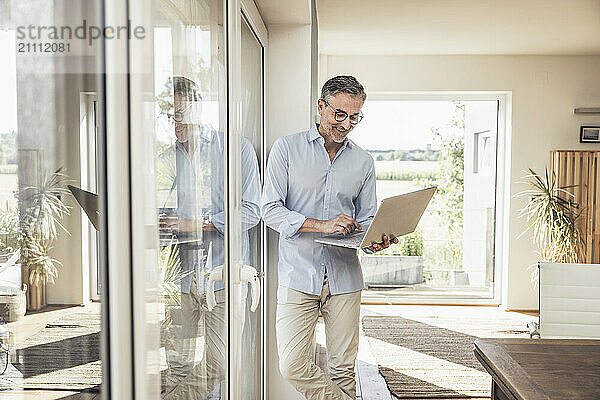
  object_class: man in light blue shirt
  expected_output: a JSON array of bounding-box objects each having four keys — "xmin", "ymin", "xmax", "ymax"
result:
[{"xmin": 263, "ymin": 75, "xmax": 396, "ymax": 400}]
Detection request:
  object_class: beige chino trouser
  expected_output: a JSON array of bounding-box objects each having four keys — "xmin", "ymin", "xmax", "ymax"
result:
[
  {"xmin": 276, "ymin": 276, "xmax": 361, "ymax": 400},
  {"xmin": 164, "ymin": 284, "xmax": 226, "ymax": 400}
]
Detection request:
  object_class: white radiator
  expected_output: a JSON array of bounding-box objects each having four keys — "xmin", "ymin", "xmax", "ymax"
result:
[{"xmin": 539, "ymin": 262, "xmax": 600, "ymax": 339}]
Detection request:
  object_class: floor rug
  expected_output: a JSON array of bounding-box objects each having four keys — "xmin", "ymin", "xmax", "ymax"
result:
[
  {"xmin": 0, "ymin": 306, "xmax": 101, "ymax": 391},
  {"xmin": 362, "ymin": 312, "xmax": 530, "ymax": 399}
]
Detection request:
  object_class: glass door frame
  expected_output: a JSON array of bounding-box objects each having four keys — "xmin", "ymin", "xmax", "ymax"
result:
[
  {"xmin": 227, "ymin": 1, "xmax": 268, "ymax": 398},
  {"xmin": 101, "ymin": 0, "xmax": 137, "ymax": 398},
  {"xmin": 239, "ymin": 9, "xmax": 268, "ymax": 400},
  {"xmin": 80, "ymin": 92, "xmax": 101, "ymax": 302}
]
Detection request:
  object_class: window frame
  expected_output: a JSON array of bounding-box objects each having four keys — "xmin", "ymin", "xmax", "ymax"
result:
[{"xmin": 361, "ymin": 91, "xmax": 512, "ymax": 306}]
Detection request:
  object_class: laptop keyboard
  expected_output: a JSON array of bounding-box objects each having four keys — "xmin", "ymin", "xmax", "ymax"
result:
[{"xmin": 331, "ymin": 231, "xmax": 366, "ymax": 247}]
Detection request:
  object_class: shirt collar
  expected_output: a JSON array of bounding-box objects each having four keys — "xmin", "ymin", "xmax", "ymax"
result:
[
  {"xmin": 308, "ymin": 123, "xmax": 322, "ymax": 142},
  {"xmin": 309, "ymin": 123, "xmax": 351, "ymax": 149},
  {"xmin": 340, "ymin": 137, "xmax": 350, "ymax": 151},
  {"xmin": 175, "ymin": 127, "xmax": 219, "ymax": 153}
]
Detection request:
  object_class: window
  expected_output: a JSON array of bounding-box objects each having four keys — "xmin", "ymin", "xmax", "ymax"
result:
[{"xmin": 352, "ymin": 98, "xmax": 501, "ymax": 302}]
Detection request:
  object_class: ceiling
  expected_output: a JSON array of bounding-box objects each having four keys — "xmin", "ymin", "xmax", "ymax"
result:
[
  {"xmin": 317, "ymin": 0, "xmax": 600, "ymax": 55},
  {"xmin": 254, "ymin": 0, "xmax": 311, "ymax": 25}
]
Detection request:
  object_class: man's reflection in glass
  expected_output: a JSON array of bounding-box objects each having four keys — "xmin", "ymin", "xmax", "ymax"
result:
[{"xmin": 160, "ymin": 76, "xmax": 261, "ymax": 399}]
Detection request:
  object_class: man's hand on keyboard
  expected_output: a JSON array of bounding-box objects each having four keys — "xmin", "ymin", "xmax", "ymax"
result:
[{"xmin": 320, "ymin": 214, "xmax": 362, "ymax": 235}]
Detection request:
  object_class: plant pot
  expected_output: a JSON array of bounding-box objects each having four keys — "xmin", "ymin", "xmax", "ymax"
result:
[
  {"xmin": 0, "ymin": 284, "xmax": 27, "ymax": 322},
  {"xmin": 450, "ymin": 270, "xmax": 470, "ymax": 286},
  {"xmin": 360, "ymin": 255, "xmax": 424, "ymax": 286},
  {"xmin": 27, "ymin": 280, "xmax": 46, "ymax": 311}
]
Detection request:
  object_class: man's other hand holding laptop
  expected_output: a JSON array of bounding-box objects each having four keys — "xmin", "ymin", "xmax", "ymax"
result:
[{"xmin": 368, "ymin": 233, "xmax": 398, "ymax": 252}]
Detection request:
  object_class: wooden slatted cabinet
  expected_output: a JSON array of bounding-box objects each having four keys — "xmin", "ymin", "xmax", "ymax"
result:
[{"xmin": 550, "ymin": 151, "xmax": 600, "ymax": 264}]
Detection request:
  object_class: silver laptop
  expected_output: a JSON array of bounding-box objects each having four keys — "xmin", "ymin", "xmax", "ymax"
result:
[{"xmin": 314, "ymin": 186, "xmax": 436, "ymax": 251}]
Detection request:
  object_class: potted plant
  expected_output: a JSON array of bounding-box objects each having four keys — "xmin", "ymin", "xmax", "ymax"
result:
[
  {"xmin": 0, "ymin": 204, "xmax": 19, "ymax": 262},
  {"xmin": 0, "ymin": 203, "xmax": 27, "ymax": 321},
  {"xmin": 517, "ymin": 167, "xmax": 584, "ymax": 285},
  {"xmin": 0, "ymin": 204, "xmax": 21, "ymax": 282},
  {"xmin": 360, "ymin": 229, "xmax": 424, "ymax": 287},
  {"xmin": 159, "ymin": 238, "xmax": 194, "ymax": 364},
  {"xmin": 19, "ymin": 168, "xmax": 72, "ymax": 310},
  {"xmin": 158, "ymin": 239, "xmax": 191, "ymax": 307}
]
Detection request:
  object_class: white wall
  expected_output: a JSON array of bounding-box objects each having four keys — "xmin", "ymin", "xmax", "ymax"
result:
[
  {"xmin": 12, "ymin": 0, "xmax": 100, "ymax": 306},
  {"xmin": 267, "ymin": 25, "xmax": 314, "ymax": 147},
  {"xmin": 48, "ymin": 73, "xmax": 97, "ymax": 305},
  {"xmin": 320, "ymin": 54, "xmax": 600, "ymax": 310},
  {"xmin": 265, "ymin": 24, "xmax": 315, "ymax": 400},
  {"xmin": 15, "ymin": 69, "xmax": 96, "ymax": 305}
]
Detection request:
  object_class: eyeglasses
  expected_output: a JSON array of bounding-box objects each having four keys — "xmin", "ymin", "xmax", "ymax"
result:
[
  {"xmin": 323, "ymin": 99, "xmax": 363, "ymax": 125},
  {"xmin": 173, "ymin": 102, "xmax": 194, "ymax": 123}
]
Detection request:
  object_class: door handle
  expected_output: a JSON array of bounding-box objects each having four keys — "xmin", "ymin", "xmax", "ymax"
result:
[
  {"xmin": 205, "ymin": 265, "xmax": 222, "ymax": 312},
  {"xmin": 206, "ymin": 264, "xmax": 261, "ymax": 313},
  {"xmin": 240, "ymin": 264, "xmax": 260, "ymax": 313}
]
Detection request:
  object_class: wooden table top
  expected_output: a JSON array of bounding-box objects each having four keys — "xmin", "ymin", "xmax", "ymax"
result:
[{"xmin": 474, "ymin": 338, "xmax": 600, "ymax": 400}]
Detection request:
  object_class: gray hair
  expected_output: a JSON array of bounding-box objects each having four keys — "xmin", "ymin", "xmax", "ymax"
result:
[
  {"xmin": 173, "ymin": 76, "xmax": 202, "ymax": 101},
  {"xmin": 320, "ymin": 75, "xmax": 367, "ymax": 103}
]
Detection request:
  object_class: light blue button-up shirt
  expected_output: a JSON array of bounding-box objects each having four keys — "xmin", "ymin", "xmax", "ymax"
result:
[
  {"xmin": 175, "ymin": 129, "xmax": 261, "ymax": 294},
  {"xmin": 262, "ymin": 124, "xmax": 377, "ymax": 295}
]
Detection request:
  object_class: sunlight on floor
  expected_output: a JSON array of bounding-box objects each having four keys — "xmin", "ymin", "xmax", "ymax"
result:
[
  {"xmin": 365, "ymin": 335, "xmax": 490, "ymax": 397},
  {"xmin": 317, "ymin": 304, "xmax": 535, "ymax": 399}
]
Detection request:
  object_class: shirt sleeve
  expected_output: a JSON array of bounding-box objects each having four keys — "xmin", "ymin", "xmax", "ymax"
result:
[
  {"xmin": 174, "ymin": 145, "xmax": 198, "ymax": 220},
  {"xmin": 261, "ymin": 138, "xmax": 307, "ymax": 239},
  {"xmin": 211, "ymin": 139, "xmax": 262, "ymax": 234},
  {"xmin": 210, "ymin": 211, "xmax": 225, "ymax": 234},
  {"xmin": 355, "ymin": 156, "xmax": 377, "ymax": 231},
  {"xmin": 240, "ymin": 138, "xmax": 262, "ymax": 231}
]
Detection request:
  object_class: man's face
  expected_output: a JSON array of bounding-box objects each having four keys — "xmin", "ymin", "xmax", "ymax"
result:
[
  {"xmin": 317, "ymin": 92, "xmax": 363, "ymax": 144},
  {"xmin": 173, "ymin": 93, "xmax": 191, "ymax": 143}
]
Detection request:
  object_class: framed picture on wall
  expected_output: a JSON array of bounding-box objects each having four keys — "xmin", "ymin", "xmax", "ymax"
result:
[{"xmin": 580, "ymin": 126, "xmax": 600, "ymax": 143}]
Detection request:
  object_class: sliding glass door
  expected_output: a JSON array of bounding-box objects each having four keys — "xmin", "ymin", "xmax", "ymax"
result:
[
  {"xmin": 151, "ymin": 1, "xmax": 231, "ymax": 398},
  {"xmin": 122, "ymin": 0, "xmax": 266, "ymax": 398},
  {"xmin": 1, "ymin": 1, "xmax": 106, "ymax": 397},
  {"xmin": 2, "ymin": 0, "xmax": 266, "ymax": 397}
]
